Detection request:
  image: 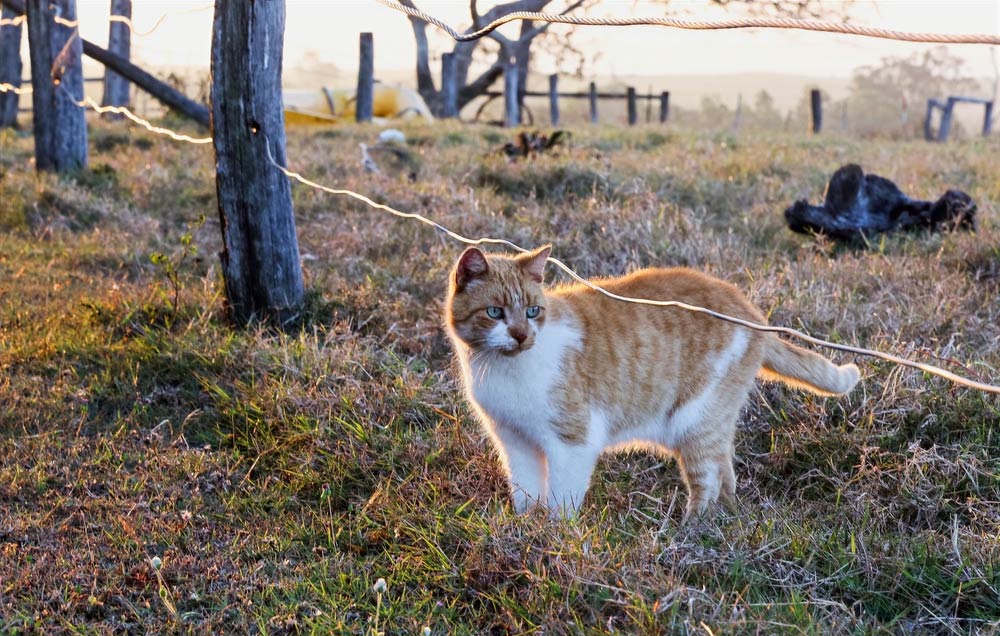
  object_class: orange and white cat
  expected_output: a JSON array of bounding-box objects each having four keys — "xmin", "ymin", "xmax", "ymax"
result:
[{"xmin": 445, "ymin": 246, "xmax": 860, "ymax": 520}]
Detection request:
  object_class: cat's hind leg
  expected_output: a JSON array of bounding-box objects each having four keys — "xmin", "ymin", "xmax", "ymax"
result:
[
  {"xmin": 491, "ymin": 427, "xmax": 548, "ymax": 513},
  {"xmin": 676, "ymin": 413, "xmax": 739, "ymax": 522}
]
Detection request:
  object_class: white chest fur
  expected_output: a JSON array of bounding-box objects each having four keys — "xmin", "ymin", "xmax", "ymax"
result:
[{"xmin": 459, "ymin": 319, "xmax": 582, "ymax": 438}]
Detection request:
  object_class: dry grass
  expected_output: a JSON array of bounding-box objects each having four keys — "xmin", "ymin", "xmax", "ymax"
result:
[{"xmin": 0, "ymin": 119, "xmax": 998, "ymax": 635}]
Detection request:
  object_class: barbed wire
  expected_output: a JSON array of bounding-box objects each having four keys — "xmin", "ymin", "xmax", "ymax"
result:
[
  {"xmin": 51, "ymin": 2, "xmax": 214, "ymax": 37},
  {"xmin": 262, "ymin": 139, "xmax": 1000, "ymax": 395},
  {"xmin": 0, "ymin": 13, "xmax": 24, "ymax": 26},
  {"xmin": 0, "ymin": 81, "xmax": 31, "ymax": 95},
  {"xmin": 70, "ymin": 93, "xmax": 212, "ymax": 144},
  {"xmin": 375, "ymin": 0, "xmax": 1000, "ymax": 46}
]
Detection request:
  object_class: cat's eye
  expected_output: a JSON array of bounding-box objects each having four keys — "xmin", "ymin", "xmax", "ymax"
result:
[
  {"xmin": 485, "ymin": 306, "xmax": 504, "ymax": 319},
  {"xmin": 526, "ymin": 305, "xmax": 541, "ymax": 319}
]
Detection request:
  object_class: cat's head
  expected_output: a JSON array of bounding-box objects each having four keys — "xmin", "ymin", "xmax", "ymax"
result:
[{"xmin": 446, "ymin": 246, "xmax": 551, "ymax": 356}]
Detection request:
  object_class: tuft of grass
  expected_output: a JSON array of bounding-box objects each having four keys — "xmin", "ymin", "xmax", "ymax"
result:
[{"xmin": 0, "ymin": 119, "xmax": 998, "ymax": 634}]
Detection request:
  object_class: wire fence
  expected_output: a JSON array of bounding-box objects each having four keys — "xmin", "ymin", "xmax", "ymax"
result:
[
  {"xmin": 5, "ymin": 3, "xmax": 1000, "ymax": 395},
  {"xmin": 375, "ymin": 0, "xmax": 1000, "ymax": 46}
]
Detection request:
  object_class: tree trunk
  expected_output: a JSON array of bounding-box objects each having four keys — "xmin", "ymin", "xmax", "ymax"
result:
[
  {"xmin": 101, "ymin": 0, "xmax": 130, "ymax": 117},
  {"xmin": 25, "ymin": 0, "xmax": 87, "ymax": 172},
  {"xmin": 211, "ymin": 0, "xmax": 304, "ymax": 327},
  {"xmin": 0, "ymin": 4, "xmax": 22, "ymax": 128}
]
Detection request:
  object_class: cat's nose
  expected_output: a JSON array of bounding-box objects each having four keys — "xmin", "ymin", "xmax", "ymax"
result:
[{"xmin": 509, "ymin": 326, "xmax": 528, "ymax": 344}]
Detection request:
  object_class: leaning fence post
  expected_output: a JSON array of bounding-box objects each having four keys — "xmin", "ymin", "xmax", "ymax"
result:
[
  {"xmin": 659, "ymin": 91, "xmax": 669, "ymax": 123},
  {"xmin": 356, "ymin": 32, "xmax": 373, "ymax": 122},
  {"xmin": 810, "ymin": 88, "xmax": 822, "ymax": 133},
  {"xmin": 503, "ymin": 57, "xmax": 519, "ymax": 127},
  {"xmin": 588, "ymin": 81, "xmax": 597, "ymax": 124},
  {"xmin": 983, "ymin": 101, "xmax": 993, "ymax": 136},
  {"xmin": 627, "ymin": 86, "xmax": 637, "ymax": 126},
  {"xmin": 548, "ymin": 73, "xmax": 559, "ymax": 126},
  {"xmin": 441, "ymin": 52, "xmax": 457, "ymax": 118}
]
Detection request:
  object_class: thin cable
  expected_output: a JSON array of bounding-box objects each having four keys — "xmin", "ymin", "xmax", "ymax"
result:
[
  {"xmin": 0, "ymin": 81, "xmax": 31, "ymax": 95},
  {"xmin": 264, "ymin": 140, "xmax": 1000, "ymax": 395},
  {"xmin": 53, "ymin": 82, "xmax": 212, "ymax": 144},
  {"xmin": 77, "ymin": 96, "xmax": 213, "ymax": 144},
  {"xmin": 376, "ymin": 0, "xmax": 1000, "ymax": 46},
  {"xmin": 0, "ymin": 14, "xmax": 25, "ymax": 27},
  {"xmin": 107, "ymin": 13, "xmax": 167, "ymax": 37}
]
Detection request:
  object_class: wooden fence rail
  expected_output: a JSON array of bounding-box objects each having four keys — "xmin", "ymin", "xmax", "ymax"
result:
[{"xmin": 481, "ymin": 80, "xmax": 672, "ymax": 126}]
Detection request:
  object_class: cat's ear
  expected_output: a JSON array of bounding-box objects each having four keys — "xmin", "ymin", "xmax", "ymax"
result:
[
  {"xmin": 520, "ymin": 245, "xmax": 551, "ymax": 283},
  {"xmin": 455, "ymin": 247, "xmax": 490, "ymax": 290}
]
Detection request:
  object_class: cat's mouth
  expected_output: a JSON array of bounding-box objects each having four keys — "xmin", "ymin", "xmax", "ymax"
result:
[{"xmin": 498, "ymin": 341, "xmax": 532, "ymax": 356}]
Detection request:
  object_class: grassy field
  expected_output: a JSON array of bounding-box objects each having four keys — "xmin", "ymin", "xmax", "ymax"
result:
[{"xmin": 1, "ymin": 118, "xmax": 998, "ymax": 635}]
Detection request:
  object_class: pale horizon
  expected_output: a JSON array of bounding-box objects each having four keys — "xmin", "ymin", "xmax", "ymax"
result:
[{"xmin": 17, "ymin": 0, "xmax": 1000, "ymax": 106}]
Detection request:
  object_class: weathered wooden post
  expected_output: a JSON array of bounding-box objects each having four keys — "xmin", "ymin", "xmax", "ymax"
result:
[
  {"xmin": 0, "ymin": 4, "xmax": 22, "ymax": 128},
  {"xmin": 923, "ymin": 99, "xmax": 937, "ymax": 140},
  {"xmin": 983, "ymin": 101, "xmax": 993, "ymax": 136},
  {"xmin": 588, "ymin": 81, "xmax": 597, "ymax": 124},
  {"xmin": 25, "ymin": 0, "xmax": 87, "ymax": 172},
  {"xmin": 626, "ymin": 86, "xmax": 637, "ymax": 126},
  {"xmin": 810, "ymin": 88, "xmax": 822, "ymax": 133},
  {"xmin": 659, "ymin": 91, "xmax": 670, "ymax": 123},
  {"xmin": 441, "ymin": 51, "xmax": 457, "ymax": 118},
  {"xmin": 101, "ymin": 0, "xmax": 131, "ymax": 117},
  {"xmin": 356, "ymin": 31, "xmax": 373, "ymax": 122},
  {"xmin": 937, "ymin": 97, "xmax": 956, "ymax": 141},
  {"xmin": 211, "ymin": 0, "xmax": 304, "ymax": 326},
  {"xmin": 548, "ymin": 73, "xmax": 558, "ymax": 126},
  {"xmin": 503, "ymin": 56, "xmax": 519, "ymax": 127}
]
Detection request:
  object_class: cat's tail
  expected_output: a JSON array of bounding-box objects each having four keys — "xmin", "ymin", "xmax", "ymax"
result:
[{"xmin": 759, "ymin": 337, "xmax": 861, "ymax": 396}]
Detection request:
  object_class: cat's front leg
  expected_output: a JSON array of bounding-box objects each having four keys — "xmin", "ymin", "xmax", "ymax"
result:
[
  {"xmin": 544, "ymin": 442, "xmax": 601, "ymax": 518},
  {"xmin": 491, "ymin": 426, "xmax": 548, "ymax": 513}
]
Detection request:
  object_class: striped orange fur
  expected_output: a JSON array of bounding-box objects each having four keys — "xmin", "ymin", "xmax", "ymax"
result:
[{"xmin": 445, "ymin": 246, "xmax": 861, "ymax": 520}]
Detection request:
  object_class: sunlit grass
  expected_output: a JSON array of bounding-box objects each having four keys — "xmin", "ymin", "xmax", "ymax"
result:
[{"xmin": 0, "ymin": 119, "xmax": 997, "ymax": 634}]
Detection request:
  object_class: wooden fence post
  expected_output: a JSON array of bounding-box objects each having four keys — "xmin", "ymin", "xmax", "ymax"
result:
[
  {"xmin": 25, "ymin": 0, "xmax": 87, "ymax": 172},
  {"xmin": 923, "ymin": 99, "xmax": 936, "ymax": 140},
  {"xmin": 356, "ymin": 32, "xmax": 373, "ymax": 122},
  {"xmin": 548, "ymin": 73, "xmax": 558, "ymax": 126},
  {"xmin": 588, "ymin": 81, "xmax": 597, "ymax": 124},
  {"xmin": 441, "ymin": 52, "xmax": 457, "ymax": 118},
  {"xmin": 211, "ymin": 0, "xmax": 304, "ymax": 326},
  {"xmin": 937, "ymin": 97, "xmax": 956, "ymax": 141},
  {"xmin": 659, "ymin": 91, "xmax": 669, "ymax": 123},
  {"xmin": 810, "ymin": 88, "xmax": 822, "ymax": 133},
  {"xmin": 0, "ymin": 3, "xmax": 22, "ymax": 128},
  {"xmin": 101, "ymin": 0, "xmax": 131, "ymax": 117},
  {"xmin": 983, "ymin": 101, "xmax": 993, "ymax": 136},
  {"xmin": 626, "ymin": 86, "xmax": 637, "ymax": 125},
  {"xmin": 503, "ymin": 57, "xmax": 519, "ymax": 127}
]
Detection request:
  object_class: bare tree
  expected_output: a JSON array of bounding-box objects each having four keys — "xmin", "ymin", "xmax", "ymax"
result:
[
  {"xmin": 400, "ymin": 0, "xmax": 587, "ymax": 117},
  {"xmin": 400, "ymin": 0, "xmax": 850, "ymax": 119}
]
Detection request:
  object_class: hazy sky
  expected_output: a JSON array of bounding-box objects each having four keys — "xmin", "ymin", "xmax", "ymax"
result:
[{"xmin": 56, "ymin": 1, "xmax": 1000, "ymax": 82}]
